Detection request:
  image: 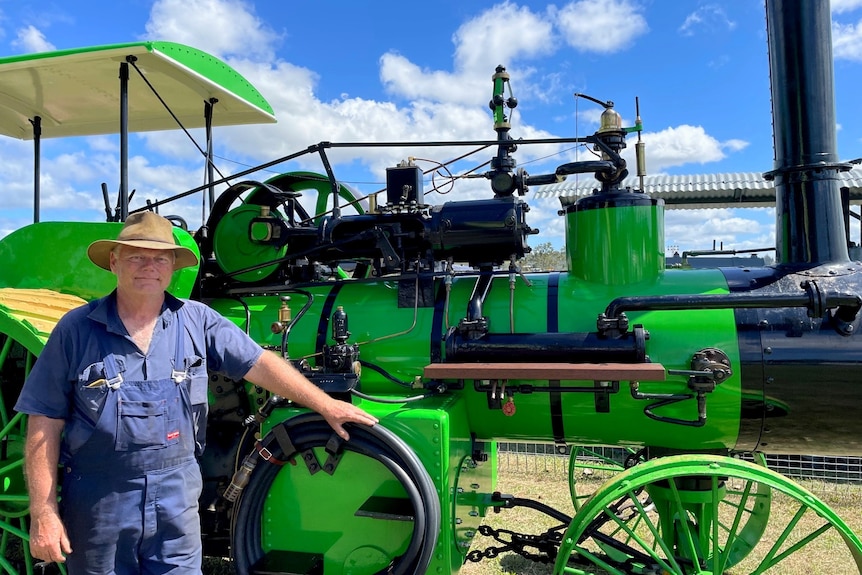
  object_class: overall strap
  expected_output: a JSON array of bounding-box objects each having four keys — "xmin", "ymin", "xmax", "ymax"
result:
[
  {"xmin": 92, "ymin": 299, "xmax": 189, "ymax": 388},
  {"xmin": 89, "ymin": 299, "xmax": 125, "ymax": 389},
  {"xmin": 171, "ymin": 306, "xmax": 188, "ymax": 383}
]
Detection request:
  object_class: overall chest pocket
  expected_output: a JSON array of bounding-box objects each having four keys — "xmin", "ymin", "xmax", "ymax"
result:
[{"xmin": 115, "ymin": 398, "xmax": 177, "ymax": 451}]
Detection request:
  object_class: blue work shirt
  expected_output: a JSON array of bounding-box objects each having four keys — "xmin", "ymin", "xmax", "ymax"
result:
[{"xmin": 15, "ymin": 290, "xmax": 264, "ymax": 459}]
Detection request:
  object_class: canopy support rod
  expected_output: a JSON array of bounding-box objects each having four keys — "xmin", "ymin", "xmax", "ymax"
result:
[
  {"xmin": 30, "ymin": 116, "xmax": 41, "ymax": 223},
  {"xmin": 119, "ymin": 58, "xmax": 133, "ymax": 221},
  {"xmin": 205, "ymin": 98, "xmax": 217, "ymax": 211}
]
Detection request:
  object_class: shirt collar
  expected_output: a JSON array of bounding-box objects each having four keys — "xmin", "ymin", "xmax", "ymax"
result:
[{"xmin": 87, "ymin": 290, "xmax": 185, "ymax": 334}]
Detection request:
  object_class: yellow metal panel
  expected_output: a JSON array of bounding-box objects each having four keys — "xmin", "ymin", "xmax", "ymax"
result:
[{"xmin": 0, "ymin": 288, "xmax": 86, "ymax": 339}]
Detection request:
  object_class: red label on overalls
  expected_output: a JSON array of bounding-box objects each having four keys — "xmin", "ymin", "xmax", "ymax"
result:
[{"xmin": 167, "ymin": 430, "xmax": 180, "ymax": 441}]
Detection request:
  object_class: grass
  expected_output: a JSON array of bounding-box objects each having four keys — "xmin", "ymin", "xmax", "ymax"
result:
[
  {"xmin": 461, "ymin": 457, "xmax": 862, "ymax": 575},
  {"xmin": 205, "ymin": 454, "xmax": 862, "ymax": 574}
]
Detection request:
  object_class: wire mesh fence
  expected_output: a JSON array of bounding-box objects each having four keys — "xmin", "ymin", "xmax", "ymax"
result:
[{"xmin": 496, "ymin": 442, "xmax": 862, "ymax": 493}]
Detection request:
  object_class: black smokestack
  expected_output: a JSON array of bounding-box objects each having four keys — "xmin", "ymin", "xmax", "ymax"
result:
[{"xmin": 766, "ymin": 0, "xmax": 850, "ymax": 266}]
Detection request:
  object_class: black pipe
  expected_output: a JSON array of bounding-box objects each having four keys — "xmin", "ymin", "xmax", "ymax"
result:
[
  {"xmin": 554, "ymin": 160, "xmax": 617, "ymax": 177},
  {"xmin": 446, "ymin": 332, "xmax": 644, "ymax": 363},
  {"xmin": 604, "ymin": 290, "xmax": 862, "ymax": 322},
  {"xmin": 765, "ymin": 0, "xmax": 850, "ymax": 265},
  {"xmin": 466, "ymin": 273, "xmax": 493, "ymax": 322}
]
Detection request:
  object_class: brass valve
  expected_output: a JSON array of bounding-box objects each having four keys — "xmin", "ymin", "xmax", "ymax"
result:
[{"xmin": 270, "ymin": 296, "xmax": 292, "ymax": 334}]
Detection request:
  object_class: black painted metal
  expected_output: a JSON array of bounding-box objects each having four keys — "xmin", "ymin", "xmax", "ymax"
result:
[
  {"xmin": 766, "ymin": 0, "xmax": 850, "ymax": 265},
  {"xmin": 445, "ymin": 331, "xmax": 644, "ymax": 363},
  {"xmin": 726, "ymin": 268, "xmax": 862, "ymax": 455},
  {"xmin": 603, "ymin": 289, "xmax": 861, "ymax": 320}
]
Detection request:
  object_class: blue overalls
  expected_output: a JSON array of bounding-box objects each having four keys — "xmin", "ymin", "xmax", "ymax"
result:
[{"xmin": 61, "ymin": 309, "xmax": 204, "ymax": 575}]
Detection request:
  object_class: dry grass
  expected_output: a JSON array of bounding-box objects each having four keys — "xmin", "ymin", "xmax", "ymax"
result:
[
  {"xmin": 462, "ymin": 459, "xmax": 862, "ymax": 575},
  {"xmin": 204, "ymin": 455, "xmax": 862, "ymax": 574}
]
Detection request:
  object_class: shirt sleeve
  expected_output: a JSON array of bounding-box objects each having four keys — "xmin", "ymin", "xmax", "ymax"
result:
[
  {"xmin": 193, "ymin": 302, "xmax": 264, "ymax": 380},
  {"xmin": 13, "ymin": 310, "xmax": 83, "ymax": 419}
]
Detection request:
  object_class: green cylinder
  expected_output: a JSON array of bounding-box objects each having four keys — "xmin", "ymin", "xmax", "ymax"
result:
[
  {"xmin": 565, "ymin": 190, "xmax": 664, "ymax": 285},
  {"xmin": 208, "ymin": 266, "xmax": 741, "ymax": 452}
]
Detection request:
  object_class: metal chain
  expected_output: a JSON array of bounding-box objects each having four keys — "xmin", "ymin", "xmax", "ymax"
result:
[{"xmin": 464, "ymin": 524, "xmax": 565, "ymax": 564}]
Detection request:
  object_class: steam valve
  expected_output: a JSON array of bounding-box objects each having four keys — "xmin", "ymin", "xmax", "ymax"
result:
[
  {"xmin": 294, "ymin": 306, "xmax": 360, "ymax": 399},
  {"xmin": 325, "ymin": 306, "xmax": 359, "ymax": 373},
  {"xmin": 271, "ymin": 296, "xmax": 292, "ymax": 334},
  {"xmin": 332, "ymin": 305, "xmax": 349, "ymax": 343}
]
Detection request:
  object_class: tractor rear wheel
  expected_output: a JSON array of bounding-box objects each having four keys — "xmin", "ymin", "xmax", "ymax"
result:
[
  {"xmin": 554, "ymin": 454, "xmax": 862, "ymax": 574},
  {"xmin": 0, "ymin": 334, "xmax": 44, "ymax": 575}
]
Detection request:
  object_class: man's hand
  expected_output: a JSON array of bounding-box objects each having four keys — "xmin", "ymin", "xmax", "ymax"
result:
[
  {"xmin": 245, "ymin": 351, "xmax": 379, "ymax": 440},
  {"xmin": 29, "ymin": 508, "xmax": 72, "ymax": 563},
  {"xmin": 24, "ymin": 415, "xmax": 68, "ymax": 563},
  {"xmin": 319, "ymin": 398, "xmax": 379, "ymax": 440}
]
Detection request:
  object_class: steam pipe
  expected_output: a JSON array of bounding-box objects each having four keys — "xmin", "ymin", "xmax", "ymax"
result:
[
  {"xmin": 466, "ymin": 271, "xmax": 494, "ymax": 322},
  {"xmin": 765, "ymin": 0, "xmax": 851, "ymax": 265},
  {"xmin": 553, "ymin": 160, "xmax": 617, "ymax": 177},
  {"xmin": 603, "ymin": 287, "xmax": 862, "ymax": 323}
]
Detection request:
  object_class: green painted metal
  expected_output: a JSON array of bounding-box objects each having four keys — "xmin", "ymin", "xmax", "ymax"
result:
[
  {"xmin": 254, "ymin": 395, "xmax": 496, "ymax": 575},
  {"xmin": 0, "ymin": 222, "xmax": 200, "ymax": 300},
  {"xmin": 209, "ymin": 266, "xmax": 740, "ymax": 451},
  {"xmin": 553, "ymin": 454, "xmax": 862, "ymax": 574},
  {"xmin": 211, "ymin": 171, "xmax": 364, "ymax": 282},
  {"xmin": 567, "ymin": 446, "xmax": 642, "ymax": 512},
  {"xmin": 0, "ymin": 334, "xmax": 65, "ymax": 575},
  {"xmin": 0, "ymin": 219, "xmax": 201, "ymax": 575},
  {"xmin": 260, "ymin": 171, "xmax": 366, "ymax": 224},
  {"xmin": 0, "ymin": 41, "xmax": 274, "ymax": 140},
  {"xmin": 212, "ymin": 204, "xmax": 288, "ymax": 283},
  {"xmin": 566, "ymin": 204, "xmax": 664, "ymax": 285},
  {"xmin": 0, "ymin": 19, "xmax": 854, "ymax": 574},
  {"xmin": 491, "ymin": 70, "xmax": 508, "ymax": 129}
]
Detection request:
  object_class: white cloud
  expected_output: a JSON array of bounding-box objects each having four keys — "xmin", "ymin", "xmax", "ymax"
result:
[
  {"xmin": 833, "ymin": 19, "xmax": 862, "ymax": 60},
  {"xmin": 722, "ymin": 139, "xmax": 749, "ymax": 153},
  {"xmin": 665, "ymin": 208, "xmax": 775, "ymax": 251},
  {"xmin": 144, "ymin": 0, "xmax": 281, "ymax": 60},
  {"xmin": 555, "ymin": 0, "xmax": 648, "ymax": 53},
  {"xmin": 453, "ymin": 2, "xmax": 555, "ymax": 74},
  {"xmin": 381, "ymin": 2, "xmax": 554, "ymax": 106},
  {"xmin": 833, "ymin": 0, "xmax": 862, "ymax": 14},
  {"xmin": 679, "ymin": 5, "xmax": 736, "ymax": 37},
  {"xmin": 636, "ymin": 125, "xmax": 746, "ymax": 171},
  {"xmin": 0, "ymin": 0, "xmax": 749, "ymax": 247},
  {"xmin": 12, "ymin": 25, "xmax": 55, "ymax": 53}
]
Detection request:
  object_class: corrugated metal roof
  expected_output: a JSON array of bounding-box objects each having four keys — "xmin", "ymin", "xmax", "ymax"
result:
[{"xmin": 530, "ymin": 169, "xmax": 862, "ymax": 208}]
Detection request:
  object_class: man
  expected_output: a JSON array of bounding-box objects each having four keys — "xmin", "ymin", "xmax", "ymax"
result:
[{"xmin": 15, "ymin": 212, "xmax": 378, "ymax": 574}]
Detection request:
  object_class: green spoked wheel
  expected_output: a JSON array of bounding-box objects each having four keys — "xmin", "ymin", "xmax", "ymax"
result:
[
  {"xmin": 0, "ymin": 335, "xmax": 38, "ymax": 575},
  {"xmin": 568, "ymin": 447, "xmax": 644, "ymax": 512},
  {"xmin": 554, "ymin": 454, "xmax": 862, "ymax": 575},
  {"xmin": 0, "ymin": 285, "xmax": 84, "ymax": 575}
]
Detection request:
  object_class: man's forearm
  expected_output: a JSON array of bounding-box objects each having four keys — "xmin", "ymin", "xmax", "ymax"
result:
[
  {"xmin": 244, "ymin": 350, "xmax": 334, "ymax": 412},
  {"xmin": 24, "ymin": 415, "xmax": 65, "ymax": 517}
]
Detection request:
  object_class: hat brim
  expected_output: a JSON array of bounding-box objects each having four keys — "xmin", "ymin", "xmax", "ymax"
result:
[{"xmin": 87, "ymin": 239, "xmax": 199, "ymax": 271}]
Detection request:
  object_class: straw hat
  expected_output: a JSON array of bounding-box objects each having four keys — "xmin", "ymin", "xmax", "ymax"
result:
[{"xmin": 87, "ymin": 212, "xmax": 199, "ymax": 271}]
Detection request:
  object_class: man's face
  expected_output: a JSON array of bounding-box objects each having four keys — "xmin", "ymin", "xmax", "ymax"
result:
[{"xmin": 110, "ymin": 245, "xmax": 175, "ymax": 297}]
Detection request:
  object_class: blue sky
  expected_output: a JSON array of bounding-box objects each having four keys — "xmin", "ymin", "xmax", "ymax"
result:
[{"xmin": 2, "ymin": 0, "xmax": 862, "ymax": 255}]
